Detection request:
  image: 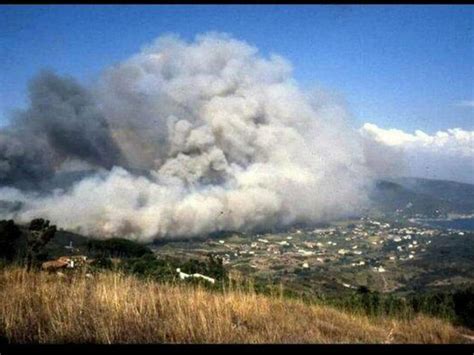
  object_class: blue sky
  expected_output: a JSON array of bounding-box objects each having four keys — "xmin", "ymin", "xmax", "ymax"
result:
[{"xmin": 1, "ymin": 5, "xmax": 473, "ymax": 133}]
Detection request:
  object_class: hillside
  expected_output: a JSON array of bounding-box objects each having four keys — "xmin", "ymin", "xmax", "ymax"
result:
[
  {"xmin": 369, "ymin": 178, "xmax": 474, "ymax": 217},
  {"xmin": 0, "ymin": 267, "xmax": 472, "ymax": 344},
  {"xmin": 391, "ymin": 177, "xmax": 474, "ymax": 210}
]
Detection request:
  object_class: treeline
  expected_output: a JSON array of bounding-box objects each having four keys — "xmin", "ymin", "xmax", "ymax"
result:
[
  {"xmin": 0, "ymin": 219, "xmax": 229, "ymax": 287},
  {"xmin": 325, "ymin": 285, "xmax": 474, "ymax": 329},
  {"xmin": 0, "ymin": 218, "xmax": 57, "ymax": 270},
  {"xmin": 86, "ymin": 238, "xmax": 153, "ymax": 258},
  {"xmin": 224, "ymin": 275, "xmax": 474, "ymax": 330},
  {"xmin": 118, "ymin": 253, "xmax": 228, "ymax": 287},
  {"xmin": 85, "ymin": 236, "xmax": 228, "ymax": 286}
]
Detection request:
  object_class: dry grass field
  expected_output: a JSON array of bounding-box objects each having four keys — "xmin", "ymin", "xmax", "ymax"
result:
[{"xmin": 0, "ymin": 267, "xmax": 471, "ymax": 344}]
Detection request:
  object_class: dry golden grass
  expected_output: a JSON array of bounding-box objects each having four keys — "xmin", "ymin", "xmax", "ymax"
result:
[{"xmin": 0, "ymin": 267, "xmax": 470, "ymax": 344}]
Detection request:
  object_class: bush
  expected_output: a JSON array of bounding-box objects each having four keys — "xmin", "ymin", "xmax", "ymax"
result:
[
  {"xmin": 408, "ymin": 292, "xmax": 456, "ymax": 322},
  {"xmin": 25, "ymin": 219, "xmax": 57, "ymax": 270},
  {"xmin": 86, "ymin": 238, "xmax": 153, "ymax": 259},
  {"xmin": 452, "ymin": 285, "xmax": 474, "ymax": 328},
  {"xmin": 0, "ymin": 218, "xmax": 58, "ymax": 268},
  {"xmin": 0, "ymin": 220, "xmax": 22, "ymax": 262},
  {"xmin": 120, "ymin": 254, "xmax": 176, "ymax": 281},
  {"xmin": 92, "ymin": 255, "xmax": 114, "ymax": 270},
  {"xmin": 119, "ymin": 253, "xmax": 228, "ymax": 287},
  {"xmin": 326, "ymin": 285, "xmax": 474, "ymax": 329}
]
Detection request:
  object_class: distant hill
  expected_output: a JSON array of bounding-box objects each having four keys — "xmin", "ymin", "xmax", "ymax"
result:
[
  {"xmin": 390, "ymin": 177, "xmax": 474, "ymax": 211},
  {"xmin": 43, "ymin": 229, "xmax": 92, "ymax": 257},
  {"xmin": 369, "ymin": 177, "xmax": 474, "ymax": 217}
]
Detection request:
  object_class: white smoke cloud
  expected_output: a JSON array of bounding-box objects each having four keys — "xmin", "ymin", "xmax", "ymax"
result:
[
  {"xmin": 360, "ymin": 123, "xmax": 474, "ymax": 184},
  {"xmin": 0, "ymin": 33, "xmax": 373, "ymax": 241}
]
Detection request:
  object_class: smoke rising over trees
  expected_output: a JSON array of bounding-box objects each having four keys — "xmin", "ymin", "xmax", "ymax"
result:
[{"xmin": 0, "ymin": 33, "xmax": 407, "ymax": 241}]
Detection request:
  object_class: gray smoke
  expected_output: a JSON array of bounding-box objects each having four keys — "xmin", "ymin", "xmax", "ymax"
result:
[
  {"xmin": 0, "ymin": 71, "xmax": 123, "ymax": 188},
  {"xmin": 0, "ymin": 33, "xmax": 381, "ymax": 241}
]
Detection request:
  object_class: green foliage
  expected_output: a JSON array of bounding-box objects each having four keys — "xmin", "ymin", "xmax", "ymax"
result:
[
  {"xmin": 119, "ymin": 253, "xmax": 228, "ymax": 288},
  {"xmin": 120, "ymin": 254, "xmax": 177, "ymax": 281},
  {"xmin": 180, "ymin": 254, "xmax": 227, "ymax": 280},
  {"xmin": 321, "ymin": 285, "xmax": 474, "ymax": 329},
  {"xmin": 92, "ymin": 255, "xmax": 114, "ymax": 270},
  {"xmin": 0, "ymin": 220, "xmax": 22, "ymax": 262},
  {"xmin": 25, "ymin": 219, "xmax": 57, "ymax": 270},
  {"xmin": 408, "ymin": 292, "xmax": 456, "ymax": 321},
  {"xmin": 452, "ymin": 285, "xmax": 474, "ymax": 328},
  {"xmin": 86, "ymin": 238, "xmax": 153, "ymax": 259},
  {"xmin": 0, "ymin": 218, "xmax": 58, "ymax": 269}
]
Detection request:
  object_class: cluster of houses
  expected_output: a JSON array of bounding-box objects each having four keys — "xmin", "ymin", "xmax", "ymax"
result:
[
  {"xmin": 202, "ymin": 218, "xmax": 449, "ymax": 278},
  {"xmin": 151, "ymin": 218, "xmax": 463, "ymax": 293},
  {"xmin": 151, "ymin": 217, "xmax": 472, "ymax": 294}
]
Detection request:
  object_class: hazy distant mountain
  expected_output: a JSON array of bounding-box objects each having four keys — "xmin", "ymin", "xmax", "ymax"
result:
[
  {"xmin": 390, "ymin": 177, "xmax": 474, "ymax": 210},
  {"xmin": 370, "ymin": 177, "xmax": 474, "ymax": 217}
]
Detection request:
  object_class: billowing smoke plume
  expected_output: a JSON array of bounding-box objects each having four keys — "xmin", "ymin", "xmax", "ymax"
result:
[
  {"xmin": 0, "ymin": 33, "xmax": 375, "ymax": 241},
  {"xmin": 0, "ymin": 71, "xmax": 123, "ymax": 188}
]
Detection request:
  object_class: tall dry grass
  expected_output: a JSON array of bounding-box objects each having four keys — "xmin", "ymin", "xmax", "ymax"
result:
[{"xmin": 0, "ymin": 267, "xmax": 469, "ymax": 344}]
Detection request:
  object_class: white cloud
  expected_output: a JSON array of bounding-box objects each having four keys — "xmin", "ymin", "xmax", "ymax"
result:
[
  {"xmin": 361, "ymin": 123, "xmax": 474, "ymax": 156},
  {"xmin": 360, "ymin": 123, "xmax": 474, "ymax": 183}
]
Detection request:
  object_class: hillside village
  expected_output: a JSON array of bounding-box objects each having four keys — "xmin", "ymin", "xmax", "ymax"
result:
[
  {"xmin": 3, "ymin": 214, "xmax": 471, "ymax": 298},
  {"xmin": 152, "ymin": 217, "xmax": 474, "ymax": 295}
]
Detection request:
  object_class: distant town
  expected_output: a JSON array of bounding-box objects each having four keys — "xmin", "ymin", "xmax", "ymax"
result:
[{"xmin": 152, "ymin": 217, "xmax": 473, "ymax": 296}]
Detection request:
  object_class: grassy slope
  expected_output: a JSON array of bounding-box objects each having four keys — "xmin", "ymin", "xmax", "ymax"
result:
[{"xmin": 0, "ymin": 268, "xmax": 472, "ymax": 344}]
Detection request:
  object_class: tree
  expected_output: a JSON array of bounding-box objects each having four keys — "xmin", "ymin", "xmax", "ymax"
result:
[
  {"xmin": 86, "ymin": 238, "xmax": 152, "ymax": 258},
  {"xmin": 452, "ymin": 286, "xmax": 474, "ymax": 328},
  {"xmin": 206, "ymin": 254, "xmax": 227, "ymax": 280},
  {"xmin": 357, "ymin": 285, "xmax": 370, "ymax": 294},
  {"xmin": 25, "ymin": 218, "xmax": 57, "ymax": 271},
  {"xmin": 0, "ymin": 220, "xmax": 22, "ymax": 262}
]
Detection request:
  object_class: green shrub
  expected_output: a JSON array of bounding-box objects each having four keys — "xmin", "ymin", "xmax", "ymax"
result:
[
  {"xmin": 452, "ymin": 285, "xmax": 474, "ymax": 328},
  {"xmin": 25, "ymin": 219, "xmax": 57, "ymax": 270},
  {"xmin": 92, "ymin": 255, "xmax": 114, "ymax": 270},
  {"xmin": 120, "ymin": 254, "xmax": 176, "ymax": 281},
  {"xmin": 86, "ymin": 238, "xmax": 153, "ymax": 258},
  {"xmin": 0, "ymin": 220, "xmax": 22, "ymax": 262}
]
